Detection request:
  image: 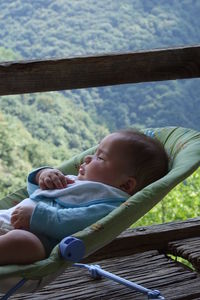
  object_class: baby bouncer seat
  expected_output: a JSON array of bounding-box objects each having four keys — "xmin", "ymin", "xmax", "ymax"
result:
[{"xmin": 0, "ymin": 126, "xmax": 199, "ymax": 299}]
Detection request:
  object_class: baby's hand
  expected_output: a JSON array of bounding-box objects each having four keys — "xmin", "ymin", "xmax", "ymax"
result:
[
  {"xmin": 11, "ymin": 206, "xmax": 34, "ymax": 230},
  {"xmin": 37, "ymin": 169, "xmax": 74, "ymax": 190}
]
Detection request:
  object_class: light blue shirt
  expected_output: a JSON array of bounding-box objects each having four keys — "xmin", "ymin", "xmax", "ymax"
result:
[{"xmin": 28, "ymin": 169, "xmax": 129, "ymax": 241}]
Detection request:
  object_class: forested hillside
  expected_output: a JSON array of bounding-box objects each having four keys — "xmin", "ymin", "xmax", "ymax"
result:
[
  {"xmin": 0, "ymin": 91, "xmax": 108, "ymax": 194},
  {"xmin": 0, "ymin": 0, "xmax": 199, "ymax": 224},
  {"xmin": 0, "ymin": 0, "xmax": 200, "ymax": 130}
]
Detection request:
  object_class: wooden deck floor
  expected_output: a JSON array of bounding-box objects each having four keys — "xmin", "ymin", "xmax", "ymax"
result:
[
  {"xmin": 10, "ymin": 250, "xmax": 200, "ymax": 300},
  {"xmin": 6, "ymin": 218, "xmax": 200, "ymax": 299}
]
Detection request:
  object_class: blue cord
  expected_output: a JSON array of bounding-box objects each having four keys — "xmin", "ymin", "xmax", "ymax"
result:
[
  {"xmin": 0, "ymin": 264, "xmax": 165, "ymax": 299},
  {"xmin": 74, "ymin": 263, "xmax": 165, "ymax": 300},
  {"xmin": 0, "ymin": 278, "xmax": 27, "ymax": 300}
]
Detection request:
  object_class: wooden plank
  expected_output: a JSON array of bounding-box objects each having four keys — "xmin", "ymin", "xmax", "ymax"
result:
[
  {"xmin": 168, "ymin": 237, "xmax": 200, "ymax": 271},
  {"xmin": 84, "ymin": 217, "xmax": 200, "ymax": 263},
  {"xmin": 0, "ymin": 45, "xmax": 200, "ymax": 95},
  {"xmin": 8, "ymin": 250, "xmax": 200, "ymax": 299}
]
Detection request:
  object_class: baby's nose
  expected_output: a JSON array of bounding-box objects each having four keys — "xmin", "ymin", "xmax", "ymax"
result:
[{"xmin": 84, "ymin": 155, "xmax": 93, "ymax": 164}]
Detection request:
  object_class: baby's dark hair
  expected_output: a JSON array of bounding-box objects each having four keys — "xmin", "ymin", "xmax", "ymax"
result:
[{"xmin": 117, "ymin": 129, "xmax": 169, "ymax": 194}]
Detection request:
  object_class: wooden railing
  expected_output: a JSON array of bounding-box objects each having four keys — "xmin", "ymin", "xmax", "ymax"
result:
[
  {"xmin": 84, "ymin": 217, "xmax": 200, "ymax": 264},
  {"xmin": 0, "ymin": 45, "xmax": 200, "ymax": 96}
]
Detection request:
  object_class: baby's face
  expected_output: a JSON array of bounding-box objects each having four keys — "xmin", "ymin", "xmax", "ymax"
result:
[{"xmin": 78, "ymin": 133, "xmax": 128, "ymax": 188}]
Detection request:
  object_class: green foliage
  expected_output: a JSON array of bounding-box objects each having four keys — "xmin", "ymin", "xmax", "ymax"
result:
[
  {"xmin": 133, "ymin": 169, "xmax": 200, "ymax": 227},
  {"xmin": 0, "ymin": 112, "xmax": 57, "ymax": 197},
  {"xmin": 167, "ymin": 254, "xmax": 194, "ymax": 271},
  {"xmin": 0, "ymin": 92, "xmax": 108, "ymax": 155},
  {"xmin": 0, "ymin": 0, "xmax": 200, "ymax": 131},
  {"xmin": 0, "ymin": 97, "xmax": 108, "ymax": 198},
  {"xmin": 0, "ymin": 47, "xmax": 21, "ymax": 61}
]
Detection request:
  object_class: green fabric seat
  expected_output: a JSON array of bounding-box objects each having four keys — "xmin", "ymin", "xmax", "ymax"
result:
[{"xmin": 0, "ymin": 126, "xmax": 199, "ymax": 293}]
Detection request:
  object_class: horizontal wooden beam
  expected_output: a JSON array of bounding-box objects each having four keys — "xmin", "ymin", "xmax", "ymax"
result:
[
  {"xmin": 84, "ymin": 217, "xmax": 200, "ymax": 262},
  {"xmin": 0, "ymin": 45, "xmax": 200, "ymax": 95}
]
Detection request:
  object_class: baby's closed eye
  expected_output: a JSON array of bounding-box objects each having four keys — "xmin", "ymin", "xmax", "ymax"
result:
[{"xmin": 97, "ymin": 156, "xmax": 104, "ymax": 161}]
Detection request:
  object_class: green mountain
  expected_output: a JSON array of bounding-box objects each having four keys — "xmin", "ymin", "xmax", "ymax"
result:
[{"xmin": 0, "ymin": 0, "xmax": 199, "ymax": 131}]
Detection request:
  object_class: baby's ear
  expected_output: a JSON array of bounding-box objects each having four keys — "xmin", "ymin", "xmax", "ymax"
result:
[{"xmin": 120, "ymin": 177, "xmax": 137, "ymax": 195}]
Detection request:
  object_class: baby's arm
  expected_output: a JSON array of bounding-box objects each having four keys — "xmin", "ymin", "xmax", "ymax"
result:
[
  {"xmin": 29, "ymin": 202, "xmax": 118, "ymax": 240},
  {"xmin": 10, "ymin": 168, "xmax": 75, "ymax": 229},
  {"xmin": 11, "ymin": 203, "xmax": 114, "ymax": 239}
]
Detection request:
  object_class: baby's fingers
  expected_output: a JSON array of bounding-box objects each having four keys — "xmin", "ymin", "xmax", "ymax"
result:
[
  {"xmin": 10, "ymin": 214, "xmax": 16, "ymax": 225},
  {"xmin": 39, "ymin": 176, "xmax": 54, "ymax": 189},
  {"xmin": 10, "ymin": 212, "xmax": 19, "ymax": 227},
  {"xmin": 38, "ymin": 169, "xmax": 74, "ymax": 190},
  {"xmin": 66, "ymin": 177, "xmax": 75, "ymax": 184},
  {"xmin": 58, "ymin": 173, "xmax": 72, "ymax": 188},
  {"xmin": 49, "ymin": 173, "xmax": 66, "ymax": 189}
]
